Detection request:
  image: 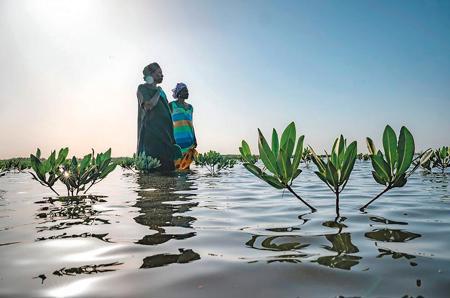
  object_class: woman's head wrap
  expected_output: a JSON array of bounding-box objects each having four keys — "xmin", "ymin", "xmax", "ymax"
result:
[
  {"xmin": 172, "ymin": 82, "xmax": 188, "ymax": 97},
  {"xmin": 143, "ymin": 62, "xmax": 160, "ymax": 79}
]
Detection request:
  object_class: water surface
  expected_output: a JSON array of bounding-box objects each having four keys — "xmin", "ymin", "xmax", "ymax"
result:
[{"xmin": 0, "ymin": 162, "xmax": 449, "ymax": 297}]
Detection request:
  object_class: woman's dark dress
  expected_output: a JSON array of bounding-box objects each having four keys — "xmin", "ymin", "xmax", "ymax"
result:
[{"xmin": 137, "ymin": 84, "xmax": 179, "ymax": 171}]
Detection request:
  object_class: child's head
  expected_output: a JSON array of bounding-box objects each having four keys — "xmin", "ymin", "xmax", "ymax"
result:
[{"xmin": 172, "ymin": 83, "xmax": 189, "ymax": 100}]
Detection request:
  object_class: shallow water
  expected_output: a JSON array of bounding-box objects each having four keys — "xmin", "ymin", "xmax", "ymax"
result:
[{"xmin": 0, "ymin": 161, "xmax": 449, "ymax": 297}]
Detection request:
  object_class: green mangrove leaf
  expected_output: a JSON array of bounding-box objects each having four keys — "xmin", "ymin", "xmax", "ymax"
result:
[
  {"xmin": 292, "ymin": 168, "xmax": 302, "ymax": 181},
  {"xmin": 280, "ymin": 122, "xmax": 296, "ymax": 151},
  {"xmin": 239, "ymin": 140, "xmax": 252, "ymax": 162},
  {"xmin": 271, "ymin": 129, "xmax": 279, "ymax": 159},
  {"xmin": 80, "ymin": 154, "xmax": 92, "ymax": 174},
  {"xmin": 371, "ymin": 152, "xmax": 391, "ymax": 183},
  {"xmin": 56, "ymin": 148, "xmax": 69, "ymax": 165},
  {"xmin": 340, "ymin": 141, "xmax": 357, "ymax": 184},
  {"xmin": 261, "ymin": 173, "xmax": 285, "ymax": 189},
  {"xmin": 331, "ymin": 137, "xmax": 339, "ymax": 168},
  {"xmin": 104, "ymin": 148, "xmax": 112, "ymax": 159},
  {"xmin": 315, "ymin": 171, "xmax": 329, "ymax": 185},
  {"xmin": 30, "ymin": 154, "xmax": 41, "ymax": 174},
  {"xmin": 366, "ymin": 137, "xmax": 377, "ymax": 156},
  {"xmin": 285, "ymin": 139, "xmax": 294, "ymax": 178},
  {"xmin": 291, "ymin": 135, "xmax": 305, "ymax": 172},
  {"xmin": 42, "ymin": 159, "xmax": 51, "ymax": 174},
  {"xmin": 258, "ymin": 129, "xmax": 278, "ymax": 175},
  {"xmin": 396, "ymin": 126, "xmax": 415, "ymax": 176},
  {"xmin": 392, "ymin": 173, "xmax": 407, "ymax": 188},
  {"xmin": 277, "ymin": 148, "xmax": 289, "ymax": 183},
  {"xmin": 50, "ymin": 151, "xmax": 57, "ymax": 168},
  {"xmin": 337, "ymin": 135, "xmax": 345, "ymax": 167},
  {"xmin": 309, "ymin": 146, "xmax": 326, "ymax": 173},
  {"xmin": 372, "ymin": 171, "xmax": 387, "ymax": 186},
  {"xmin": 420, "ymin": 148, "xmax": 433, "ymax": 166},
  {"xmin": 243, "ymin": 163, "xmax": 263, "ymax": 178},
  {"xmin": 383, "ymin": 125, "xmax": 398, "ymax": 173},
  {"xmin": 99, "ymin": 163, "xmax": 116, "ymax": 179},
  {"xmin": 325, "ymin": 162, "xmax": 339, "ymax": 189}
]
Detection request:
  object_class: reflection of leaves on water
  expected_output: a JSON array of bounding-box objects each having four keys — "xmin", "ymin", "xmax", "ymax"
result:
[
  {"xmin": 0, "ymin": 241, "xmax": 20, "ymax": 246},
  {"xmin": 297, "ymin": 213, "xmax": 311, "ymax": 225},
  {"xmin": 322, "ymin": 220, "xmax": 347, "ymax": 229},
  {"xmin": 313, "ymin": 254, "xmax": 362, "ymax": 270},
  {"xmin": 52, "ymin": 262, "xmax": 122, "ymax": 276},
  {"xmin": 323, "ymin": 233, "xmax": 359, "ymax": 254},
  {"xmin": 140, "ymin": 249, "xmax": 200, "ymax": 269},
  {"xmin": 137, "ymin": 232, "xmax": 196, "ymax": 245},
  {"xmin": 265, "ymin": 227, "xmax": 301, "ymax": 233},
  {"xmin": 36, "ymin": 232, "xmax": 111, "ymax": 243},
  {"xmin": 32, "ymin": 274, "xmax": 46, "ymax": 284},
  {"xmin": 36, "ymin": 218, "xmax": 110, "ymax": 232},
  {"xmin": 314, "ymin": 232, "xmax": 361, "ymax": 270},
  {"xmin": 266, "ymin": 253, "xmax": 309, "ymax": 264},
  {"xmin": 245, "ymin": 235, "xmax": 310, "ymax": 251},
  {"xmin": 377, "ymin": 248, "xmax": 416, "ymax": 260},
  {"xmin": 365, "ymin": 229, "xmax": 421, "ymax": 242},
  {"xmin": 369, "ymin": 216, "xmax": 408, "ymax": 225},
  {"xmin": 34, "ymin": 196, "xmax": 110, "ymax": 232}
]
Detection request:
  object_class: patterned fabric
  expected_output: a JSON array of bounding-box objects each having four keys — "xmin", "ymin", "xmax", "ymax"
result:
[
  {"xmin": 175, "ymin": 148, "xmax": 198, "ymax": 170},
  {"xmin": 170, "ymin": 101, "xmax": 196, "ymax": 153}
]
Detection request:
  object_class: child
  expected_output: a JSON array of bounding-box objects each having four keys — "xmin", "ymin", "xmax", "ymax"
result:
[{"xmin": 170, "ymin": 83, "xmax": 197, "ymax": 170}]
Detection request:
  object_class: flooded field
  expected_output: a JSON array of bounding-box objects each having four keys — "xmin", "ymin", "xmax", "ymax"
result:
[{"xmin": 0, "ymin": 161, "xmax": 449, "ymax": 297}]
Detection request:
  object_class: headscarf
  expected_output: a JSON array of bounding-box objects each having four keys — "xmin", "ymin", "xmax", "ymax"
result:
[
  {"xmin": 172, "ymin": 82, "xmax": 187, "ymax": 97},
  {"xmin": 142, "ymin": 62, "xmax": 160, "ymax": 81}
]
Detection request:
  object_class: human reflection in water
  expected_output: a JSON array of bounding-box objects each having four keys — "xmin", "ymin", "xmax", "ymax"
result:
[
  {"xmin": 134, "ymin": 173, "xmax": 201, "ymax": 268},
  {"xmin": 313, "ymin": 218, "xmax": 361, "ymax": 270}
]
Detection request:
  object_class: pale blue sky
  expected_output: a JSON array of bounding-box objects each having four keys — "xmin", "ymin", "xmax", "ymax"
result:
[{"xmin": 0, "ymin": 0, "xmax": 449, "ymax": 158}]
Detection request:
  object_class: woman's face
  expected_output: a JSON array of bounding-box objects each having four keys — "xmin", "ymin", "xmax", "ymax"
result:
[
  {"xmin": 152, "ymin": 67, "xmax": 163, "ymax": 84},
  {"xmin": 178, "ymin": 88, "xmax": 189, "ymax": 99}
]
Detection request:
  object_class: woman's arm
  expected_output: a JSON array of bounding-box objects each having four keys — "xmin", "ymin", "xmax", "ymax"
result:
[
  {"xmin": 191, "ymin": 106, "xmax": 197, "ymax": 147},
  {"xmin": 137, "ymin": 86, "xmax": 161, "ymax": 112}
]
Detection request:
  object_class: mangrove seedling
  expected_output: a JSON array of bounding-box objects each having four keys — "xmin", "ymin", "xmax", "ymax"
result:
[
  {"xmin": 80, "ymin": 148, "xmax": 117, "ymax": 194},
  {"xmin": 240, "ymin": 122, "xmax": 316, "ymax": 211},
  {"xmin": 30, "ymin": 148, "xmax": 69, "ymax": 196},
  {"xmin": 302, "ymin": 147, "xmax": 312, "ymax": 166},
  {"xmin": 432, "ymin": 146, "xmax": 450, "ymax": 173},
  {"xmin": 115, "ymin": 157, "xmax": 135, "ymax": 171},
  {"xmin": 134, "ymin": 152, "xmax": 161, "ymax": 173},
  {"xmin": 195, "ymin": 150, "xmax": 236, "ymax": 176},
  {"xmin": 30, "ymin": 148, "xmax": 116, "ymax": 196},
  {"xmin": 310, "ymin": 135, "xmax": 357, "ymax": 216},
  {"xmin": 361, "ymin": 125, "xmax": 432, "ymax": 210}
]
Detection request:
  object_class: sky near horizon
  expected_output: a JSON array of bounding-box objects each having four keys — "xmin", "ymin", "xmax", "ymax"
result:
[{"xmin": 0, "ymin": 0, "xmax": 449, "ymax": 158}]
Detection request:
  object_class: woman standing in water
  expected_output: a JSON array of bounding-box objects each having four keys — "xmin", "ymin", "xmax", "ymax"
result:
[
  {"xmin": 169, "ymin": 83, "xmax": 197, "ymax": 170},
  {"xmin": 136, "ymin": 63, "xmax": 181, "ymax": 172}
]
